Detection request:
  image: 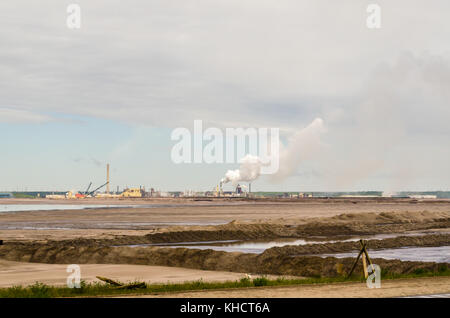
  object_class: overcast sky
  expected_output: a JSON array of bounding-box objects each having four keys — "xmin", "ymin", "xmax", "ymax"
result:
[{"xmin": 1, "ymin": 1, "xmax": 449, "ymax": 192}]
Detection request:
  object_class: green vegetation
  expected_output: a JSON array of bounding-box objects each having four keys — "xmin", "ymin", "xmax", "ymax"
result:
[
  {"xmin": 12, "ymin": 192, "xmax": 35, "ymax": 199},
  {"xmin": 380, "ymin": 264, "xmax": 449, "ymax": 280},
  {"xmin": 1, "ymin": 267, "xmax": 449, "ymax": 298}
]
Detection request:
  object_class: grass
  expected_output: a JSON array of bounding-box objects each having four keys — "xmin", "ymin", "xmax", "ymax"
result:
[
  {"xmin": 11, "ymin": 193, "xmax": 35, "ymax": 199},
  {"xmin": 1, "ymin": 266, "xmax": 449, "ymax": 298}
]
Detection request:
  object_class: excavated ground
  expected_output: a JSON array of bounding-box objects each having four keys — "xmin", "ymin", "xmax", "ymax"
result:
[
  {"xmin": 0, "ymin": 241, "xmax": 447, "ymax": 278},
  {"xmin": 0, "ymin": 211, "xmax": 448, "ymax": 278},
  {"xmin": 12, "ymin": 210, "xmax": 445, "ymax": 247}
]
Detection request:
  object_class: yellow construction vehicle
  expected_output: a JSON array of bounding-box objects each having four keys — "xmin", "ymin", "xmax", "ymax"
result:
[{"xmin": 121, "ymin": 188, "xmax": 142, "ymax": 198}]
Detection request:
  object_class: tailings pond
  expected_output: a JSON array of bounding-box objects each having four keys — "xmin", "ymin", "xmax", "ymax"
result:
[{"xmin": 123, "ymin": 231, "xmax": 450, "ymax": 262}]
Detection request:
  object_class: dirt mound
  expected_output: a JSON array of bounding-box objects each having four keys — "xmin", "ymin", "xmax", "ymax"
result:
[
  {"xmin": 0, "ymin": 210, "xmax": 448, "ymax": 279},
  {"xmin": 294, "ymin": 211, "xmax": 450, "ymax": 236},
  {"xmin": 144, "ymin": 210, "xmax": 450, "ymax": 243},
  {"xmin": 89, "ymin": 211, "xmax": 449, "ymax": 246},
  {"xmin": 0, "ymin": 239, "xmax": 448, "ymax": 278},
  {"xmin": 144, "ymin": 223, "xmax": 293, "ymax": 243},
  {"xmin": 328, "ymin": 210, "xmax": 449, "ymax": 222}
]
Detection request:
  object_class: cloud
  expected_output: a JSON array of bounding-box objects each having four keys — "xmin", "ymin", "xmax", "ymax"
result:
[
  {"xmin": 1, "ymin": 1, "xmax": 450, "ymax": 190},
  {"xmin": 90, "ymin": 157, "xmax": 103, "ymax": 167},
  {"xmin": 0, "ymin": 107, "xmax": 53, "ymax": 123},
  {"xmin": 1, "ymin": 1, "xmax": 449, "ymax": 129},
  {"xmin": 316, "ymin": 53, "xmax": 450, "ymax": 190}
]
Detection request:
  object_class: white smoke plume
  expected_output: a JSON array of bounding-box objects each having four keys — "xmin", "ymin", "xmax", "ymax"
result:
[
  {"xmin": 220, "ymin": 118, "xmax": 326, "ymax": 185},
  {"xmin": 272, "ymin": 118, "xmax": 326, "ymax": 181},
  {"xmin": 221, "ymin": 154, "xmax": 262, "ymax": 185}
]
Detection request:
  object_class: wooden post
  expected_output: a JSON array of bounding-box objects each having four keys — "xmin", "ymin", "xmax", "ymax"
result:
[
  {"xmin": 96, "ymin": 276, "xmax": 122, "ymax": 286},
  {"xmin": 347, "ymin": 239, "xmax": 375, "ymax": 279},
  {"xmin": 346, "ymin": 240, "xmax": 367, "ymax": 278},
  {"xmin": 363, "ymin": 247, "xmax": 373, "ymax": 268},
  {"xmin": 362, "ymin": 252, "xmax": 368, "ymax": 278}
]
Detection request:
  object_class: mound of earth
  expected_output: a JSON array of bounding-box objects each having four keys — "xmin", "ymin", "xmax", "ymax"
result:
[{"xmin": 0, "ymin": 239, "xmax": 448, "ymax": 278}]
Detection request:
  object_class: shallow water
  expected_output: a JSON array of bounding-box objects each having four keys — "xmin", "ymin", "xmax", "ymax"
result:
[
  {"xmin": 322, "ymin": 246, "xmax": 450, "ymax": 263},
  {"xmin": 0, "ymin": 220, "xmax": 229, "ymax": 230},
  {"xmin": 153, "ymin": 241, "xmax": 450, "ymax": 263},
  {"xmin": 0, "ymin": 204, "xmax": 129, "ymax": 213},
  {"xmin": 126, "ymin": 231, "xmax": 448, "ymax": 254},
  {"xmin": 122, "ymin": 240, "xmax": 240, "ymax": 248},
  {"xmin": 126, "ymin": 238, "xmax": 327, "ymax": 252},
  {"xmin": 0, "ymin": 202, "xmax": 249, "ymax": 213}
]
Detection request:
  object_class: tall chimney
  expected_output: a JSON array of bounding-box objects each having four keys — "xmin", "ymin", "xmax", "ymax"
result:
[{"xmin": 106, "ymin": 163, "xmax": 110, "ymax": 193}]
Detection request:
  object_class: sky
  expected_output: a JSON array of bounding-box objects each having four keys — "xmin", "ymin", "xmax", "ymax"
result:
[{"xmin": 1, "ymin": 1, "xmax": 450, "ymax": 192}]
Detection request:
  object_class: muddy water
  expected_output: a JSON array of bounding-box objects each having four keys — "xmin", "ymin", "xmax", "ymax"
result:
[
  {"xmin": 322, "ymin": 246, "xmax": 450, "ymax": 263},
  {"xmin": 155, "ymin": 238, "xmax": 450, "ymax": 262},
  {"xmin": 121, "ymin": 240, "xmax": 240, "ymax": 248},
  {"xmin": 0, "ymin": 204, "xmax": 129, "ymax": 213},
  {"xmin": 126, "ymin": 231, "xmax": 447, "ymax": 254},
  {"xmin": 0, "ymin": 202, "xmax": 252, "ymax": 213},
  {"xmin": 0, "ymin": 204, "xmax": 198, "ymax": 213},
  {"xmin": 0, "ymin": 221, "xmax": 229, "ymax": 230},
  {"xmin": 124, "ymin": 237, "xmax": 336, "ymax": 252}
]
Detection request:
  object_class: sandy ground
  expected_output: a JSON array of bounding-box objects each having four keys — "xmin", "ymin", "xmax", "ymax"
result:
[
  {"xmin": 0, "ymin": 260, "xmax": 258, "ymax": 288},
  {"xmin": 1, "ymin": 198, "xmax": 450, "ymax": 241},
  {"xmin": 145, "ymin": 276, "xmax": 450, "ymax": 298},
  {"xmin": 0, "ymin": 198, "xmax": 448, "ymax": 297},
  {"xmin": 2, "ymin": 260, "xmax": 448, "ymax": 298},
  {"xmin": 0, "ymin": 229, "xmax": 151, "ymax": 242}
]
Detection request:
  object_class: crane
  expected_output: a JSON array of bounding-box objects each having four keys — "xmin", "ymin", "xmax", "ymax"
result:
[
  {"xmin": 87, "ymin": 182, "xmax": 109, "ymax": 197},
  {"xmin": 83, "ymin": 182, "xmax": 92, "ymax": 195}
]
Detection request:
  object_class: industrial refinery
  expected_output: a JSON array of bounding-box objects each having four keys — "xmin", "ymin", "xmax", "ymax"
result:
[{"xmin": 42, "ymin": 163, "xmax": 256, "ymax": 200}]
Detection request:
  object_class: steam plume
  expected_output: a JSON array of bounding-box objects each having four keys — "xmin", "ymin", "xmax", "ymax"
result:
[
  {"xmin": 221, "ymin": 155, "xmax": 262, "ymax": 185},
  {"xmin": 272, "ymin": 118, "xmax": 326, "ymax": 181},
  {"xmin": 220, "ymin": 118, "xmax": 326, "ymax": 185}
]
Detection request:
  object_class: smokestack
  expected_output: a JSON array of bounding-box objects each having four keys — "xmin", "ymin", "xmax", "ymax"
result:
[{"xmin": 106, "ymin": 163, "xmax": 110, "ymax": 193}]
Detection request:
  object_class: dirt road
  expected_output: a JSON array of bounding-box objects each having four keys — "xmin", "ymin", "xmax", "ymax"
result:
[{"xmin": 148, "ymin": 276, "xmax": 450, "ymax": 298}]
